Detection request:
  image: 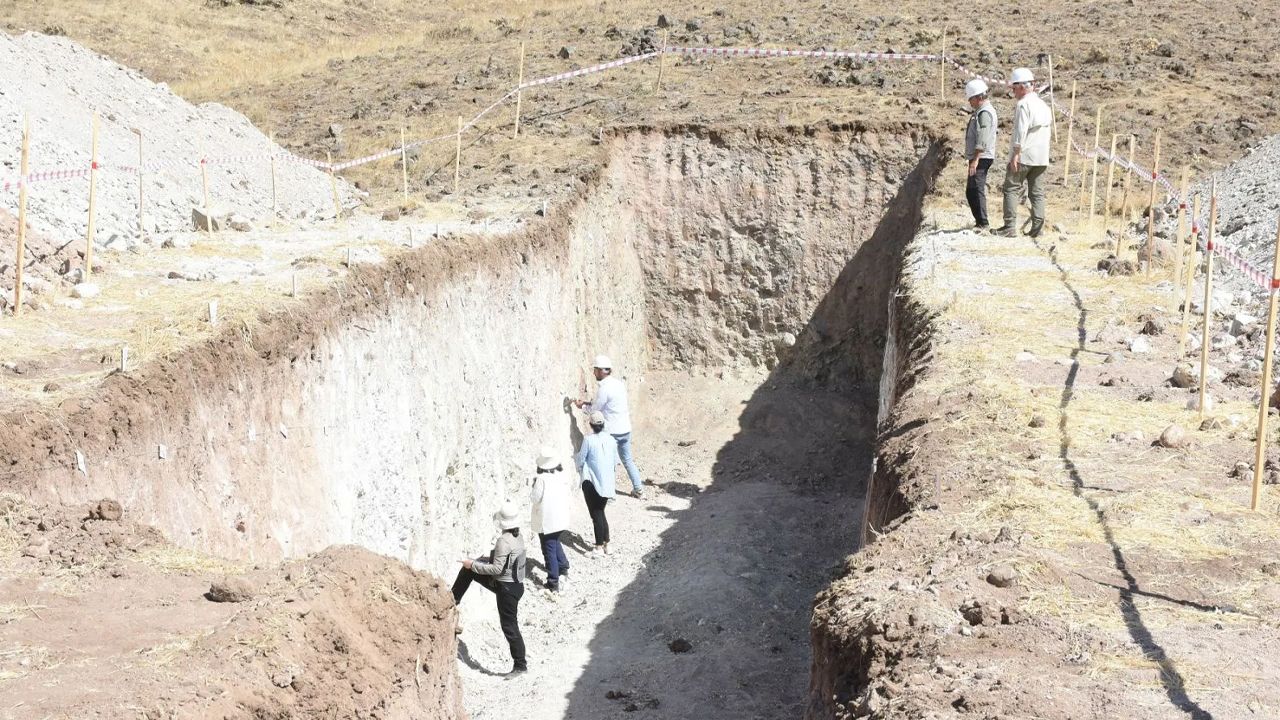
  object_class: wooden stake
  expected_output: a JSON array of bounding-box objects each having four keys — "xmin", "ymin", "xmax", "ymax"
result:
[
  {"xmin": 400, "ymin": 126, "xmax": 410, "ymax": 203},
  {"xmin": 1077, "ymin": 163, "xmax": 1088, "ymax": 213},
  {"xmin": 1178, "ymin": 195, "xmax": 1201, "ymax": 359},
  {"xmin": 1103, "ymin": 133, "xmax": 1118, "ymax": 251},
  {"xmin": 1088, "ymin": 107, "xmax": 1103, "ymax": 220},
  {"xmin": 269, "ymin": 131, "xmax": 278, "ymax": 223},
  {"xmin": 1145, "ymin": 131, "xmax": 1162, "ymax": 277},
  {"xmin": 1117, "ymin": 135, "xmax": 1135, "ymax": 253},
  {"xmin": 208, "ymin": 300, "xmax": 219, "ymax": 325},
  {"xmin": 1063, "ymin": 81, "xmax": 1076, "ymax": 185},
  {"xmin": 1047, "ymin": 54, "xmax": 1058, "ymax": 149},
  {"xmin": 938, "ymin": 30, "xmax": 947, "ymax": 105},
  {"xmin": 291, "ymin": 272, "xmax": 298, "ymax": 298},
  {"xmin": 86, "ymin": 112, "xmax": 99, "ymax": 277},
  {"xmin": 1197, "ymin": 180, "xmax": 1218, "ymax": 420},
  {"xmin": 327, "ymin": 152, "xmax": 342, "ymax": 223},
  {"xmin": 1252, "ymin": 220, "xmax": 1280, "ymax": 510},
  {"xmin": 14, "ymin": 115, "xmax": 30, "ymax": 317},
  {"xmin": 655, "ymin": 29, "xmax": 669, "ymax": 92},
  {"xmin": 513, "ymin": 41, "xmax": 526, "ymax": 138},
  {"xmin": 1252, "ymin": 220, "xmax": 1280, "ymax": 509},
  {"xmin": 454, "ymin": 116, "xmax": 462, "ymax": 195},
  {"xmin": 120, "ymin": 345, "xmax": 129, "ymax": 373},
  {"xmin": 200, "ymin": 157, "xmax": 212, "ymax": 234},
  {"xmin": 135, "ymin": 129, "xmax": 144, "ymax": 239},
  {"xmin": 1172, "ymin": 167, "xmax": 1189, "ymax": 297}
]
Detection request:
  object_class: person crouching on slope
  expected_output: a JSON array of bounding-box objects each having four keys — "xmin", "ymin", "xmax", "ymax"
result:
[{"xmin": 452, "ymin": 502, "xmax": 528, "ymax": 676}]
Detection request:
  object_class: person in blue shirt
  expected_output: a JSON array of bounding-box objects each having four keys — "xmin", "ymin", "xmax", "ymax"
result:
[{"xmin": 575, "ymin": 411, "xmax": 618, "ymax": 557}]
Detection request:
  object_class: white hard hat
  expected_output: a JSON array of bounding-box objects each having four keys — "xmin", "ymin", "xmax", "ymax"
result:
[
  {"xmin": 536, "ymin": 446, "xmax": 560, "ymax": 471},
  {"xmin": 1009, "ymin": 67, "xmax": 1034, "ymax": 85},
  {"xmin": 494, "ymin": 501, "xmax": 520, "ymax": 530},
  {"xmin": 593, "ymin": 354, "xmax": 612, "ymax": 370},
  {"xmin": 964, "ymin": 78, "xmax": 989, "ymax": 99}
]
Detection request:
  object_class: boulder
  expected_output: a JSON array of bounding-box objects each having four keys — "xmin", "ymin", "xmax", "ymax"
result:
[
  {"xmin": 986, "ymin": 565, "xmax": 1017, "ymax": 588},
  {"xmin": 207, "ymin": 576, "xmax": 256, "ymax": 603},
  {"xmin": 1230, "ymin": 313, "xmax": 1259, "ymax": 337},
  {"xmin": 1159, "ymin": 424, "xmax": 1186, "ymax": 448},
  {"xmin": 1171, "ymin": 364, "xmax": 1197, "ymax": 388},
  {"xmin": 72, "ymin": 282, "xmax": 100, "ymax": 299},
  {"xmin": 192, "ymin": 206, "xmax": 225, "ymax": 232}
]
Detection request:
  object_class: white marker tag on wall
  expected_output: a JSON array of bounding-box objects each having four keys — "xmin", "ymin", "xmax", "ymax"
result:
[
  {"xmin": 248, "ymin": 424, "xmax": 257, "ymax": 442},
  {"xmin": 75, "ymin": 450, "xmax": 86, "ymax": 476},
  {"xmin": 279, "ymin": 424, "xmax": 289, "ymax": 438},
  {"xmin": 158, "ymin": 444, "xmax": 168, "ymax": 460}
]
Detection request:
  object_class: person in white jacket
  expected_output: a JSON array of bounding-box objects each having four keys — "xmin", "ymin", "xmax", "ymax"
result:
[
  {"xmin": 574, "ymin": 354, "xmax": 645, "ymax": 499},
  {"xmin": 997, "ymin": 67, "xmax": 1054, "ymax": 238},
  {"xmin": 530, "ymin": 447, "xmax": 573, "ymax": 592}
]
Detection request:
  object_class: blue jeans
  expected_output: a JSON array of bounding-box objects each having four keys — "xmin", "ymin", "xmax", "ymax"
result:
[
  {"xmin": 612, "ymin": 432, "xmax": 643, "ymax": 492},
  {"xmin": 538, "ymin": 531, "xmax": 569, "ymax": 588}
]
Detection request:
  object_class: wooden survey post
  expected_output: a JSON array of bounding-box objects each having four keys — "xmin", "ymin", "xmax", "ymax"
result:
[
  {"xmin": 1197, "ymin": 180, "xmax": 1218, "ymax": 420},
  {"xmin": 200, "ymin": 157, "xmax": 212, "ymax": 234},
  {"xmin": 86, "ymin": 112, "xmax": 99, "ymax": 277},
  {"xmin": 327, "ymin": 152, "xmax": 342, "ymax": 222},
  {"xmin": 1102, "ymin": 133, "xmax": 1118, "ymax": 248},
  {"xmin": 655, "ymin": 29, "xmax": 669, "ymax": 93},
  {"xmin": 1117, "ymin": 135, "xmax": 1135, "ymax": 254},
  {"xmin": 1144, "ymin": 131, "xmax": 1162, "ymax": 276},
  {"xmin": 1088, "ymin": 107, "xmax": 1103, "ymax": 220},
  {"xmin": 14, "ymin": 115, "xmax": 30, "ymax": 316},
  {"xmin": 454, "ymin": 116, "xmax": 462, "ymax": 195},
  {"xmin": 1172, "ymin": 167, "xmax": 1189, "ymax": 295},
  {"xmin": 1252, "ymin": 219, "xmax": 1280, "ymax": 510},
  {"xmin": 1046, "ymin": 55, "xmax": 1058, "ymax": 149},
  {"xmin": 938, "ymin": 30, "xmax": 947, "ymax": 105},
  {"xmin": 269, "ymin": 131, "xmax": 278, "ymax": 222},
  {"xmin": 400, "ymin": 126, "xmax": 410, "ymax": 203},
  {"xmin": 1178, "ymin": 195, "xmax": 1201, "ymax": 359},
  {"xmin": 1063, "ymin": 81, "xmax": 1076, "ymax": 184},
  {"xmin": 134, "ymin": 128, "xmax": 144, "ymax": 238},
  {"xmin": 513, "ymin": 42, "xmax": 526, "ymax": 139}
]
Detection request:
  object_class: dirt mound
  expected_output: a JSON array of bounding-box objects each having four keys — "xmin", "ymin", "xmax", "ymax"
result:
[
  {"xmin": 0, "ymin": 31, "xmax": 359, "ymax": 302},
  {"xmin": 0, "ymin": 494, "xmax": 463, "ymax": 719}
]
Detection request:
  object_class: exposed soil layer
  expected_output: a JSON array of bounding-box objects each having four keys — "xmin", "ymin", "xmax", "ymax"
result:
[
  {"xmin": 0, "ymin": 124, "xmax": 944, "ymax": 717},
  {"xmin": 809, "ymin": 204, "xmax": 1280, "ymax": 719}
]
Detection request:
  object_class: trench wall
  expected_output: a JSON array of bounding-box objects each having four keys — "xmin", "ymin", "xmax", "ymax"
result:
[{"xmin": 1, "ymin": 123, "xmax": 940, "ymax": 582}]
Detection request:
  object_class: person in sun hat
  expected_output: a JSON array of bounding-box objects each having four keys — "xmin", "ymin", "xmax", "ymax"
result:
[
  {"xmin": 575, "ymin": 410, "xmax": 618, "ymax": 558},
  {"xmin": 452, "ymin": 501, "xmax": 528, "ymax": 676},
  {"xmin": 963, "ymin": 77, "xmax": 998, "ymax": 229},
  {"xmin": 530, "ymin": 447, "xmax": 572, "ymax": 591},
  {"xmin": 574, "ymin": 354, "xmax": 645, "ymax": 499},
  {"xmin": 996, "ymin": 67, "xmax": 1053, "ymax": 238}
]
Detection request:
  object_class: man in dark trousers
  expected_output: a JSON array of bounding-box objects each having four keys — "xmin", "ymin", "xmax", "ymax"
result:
[
  {"xmin": 964, "ymin": 78, "xmax": 998, "ymax": 229},
  {"xmin": 453, "ymin": 502, "xmax": 528, "ymax": 676}
]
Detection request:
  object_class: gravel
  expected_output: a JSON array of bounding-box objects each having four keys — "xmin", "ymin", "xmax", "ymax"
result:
[
  {"xmin": 0, "ymin": 32, "xmax": 357, "ymax": 273},
  {"xmin": 1200, "ymin": 133, "xmax": 1280, "ymax": 294}
]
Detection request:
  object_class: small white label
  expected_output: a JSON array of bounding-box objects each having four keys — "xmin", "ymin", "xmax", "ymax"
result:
[
  {"xmin": 75, "ymin": 450, "xmax": 86, "ymax": 476},
  {"xmin": 158, "ymin": 444, "xmax": 168, "ymax": 460}
]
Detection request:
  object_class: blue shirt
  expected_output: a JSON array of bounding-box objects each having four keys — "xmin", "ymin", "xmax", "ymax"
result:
[{"xmin": 576, "ymin": 432, "xmax": 618, "ymax": 498}]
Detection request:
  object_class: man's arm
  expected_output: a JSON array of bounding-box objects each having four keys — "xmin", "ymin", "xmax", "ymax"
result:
[{"xmin": 1009, "ymin": 103, "xmax": 1029, "ymax": 170}]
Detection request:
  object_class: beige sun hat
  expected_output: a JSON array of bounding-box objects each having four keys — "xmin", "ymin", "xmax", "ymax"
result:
[
  {"xmin": 536, "ymin": 446, "xmax": 560, "ymax": 471},
  {"xmin": 588, "ymin": 410, "xmax": 606, "ymax": 425},
  {"xmin": 494, "ymin": 501, "xmax": 520, "ymax": 530}
]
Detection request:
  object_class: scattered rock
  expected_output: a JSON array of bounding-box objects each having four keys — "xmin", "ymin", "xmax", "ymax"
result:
[
  {"xmin": 42, "ymin": 382, "xmax": 61, "ymax": 393},
  {"xmin": 72, "ymin": 282, "xmax": 100, "ymax": 299},
  {"xmin": 1230, "ymin": 313, "xmax": 1259, "ymax": 337},
  {"xmin": 87, "ymin": 499, "xmax": 123, "ymax": 521},
  {"xmin": 1170, "ymin": 364, "xmax": 1198, "ymax": 389},
  {"xmin": 656, "ymin": 14, "xmax": 670, "ymax": 28},
  {"xmin": 1015, "ymin": 351, "xmax": 1035, "ymax": 363},
  {"xmin": 1140, "ymin": 317, "xmax": 1167, "ymax": 336},
  {"xmin": 207, "ymin": 576, "xmax": 256, "ymax": 603},
  {"xmin": 1232, "ymin": 461, "xmax": 1252, "ymax": 478},
  {"xmin": 1186, "ymin": 394, "xmax": 1215, "ymax": 412},
  {"xmin": 986, "ymin": 565, "xmax": 1017, "ymax": 588},
  {"xmin": 557, "ymin": 46, "xmax": 572, "ymax": 59},
  {"xmin": 1158, "ymin": 424, "xmax": 1186, "ymax": 448},
  {"xmin": 328, "ymin": 123, "xmax": 344, "ymax": 138},
  {"xmin": 227, "ymin": 214, "xmax": 252, "ymax": 232},
  {"xmin": 1028, "ymin": 414, "xmax": 1046, "ymax": 428},
  {"xmin": 21, "ymin": 539, "xmax": 50, "ymax": 559},
  {"xmin": 667, "ymin": 638, "xmax": 693, "ymax": 653},
  {"xmin": 1097, "ymin": 256, "xmax": 1137, "ymax": 275},
  {"xmin": 994, "ymin": 526, "xmax": 1015, "ymax": 543},
  {"xmin": 1128, "ymin": 336, "xmax": 1152, "ymax": 354},
  {"xmin": 192, "ymin": 206, "xmax": 224, "ymax": 232}
]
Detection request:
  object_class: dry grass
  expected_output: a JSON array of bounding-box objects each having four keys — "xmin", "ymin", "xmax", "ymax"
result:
[{"xmin": 135, "ymin": 545, "xmax": 246, "ymax": 576}]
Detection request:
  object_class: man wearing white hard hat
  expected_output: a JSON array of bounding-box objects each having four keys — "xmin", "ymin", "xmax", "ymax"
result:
[
  {"xmin": 996, "ymin": 67, "xmax": 1053, "ymax": 238},
  {"xmin": 574, "ymin": 354, "xmax": 645, "ymax": 499},
  {"xmin": 530, "ymin": 448, "xmax": 572, "ymax": 591},
  {"xmin": 963, "ymin": 78, "xmax": 998, "ymax": 229},
  {"xmin": 453, "ymin": 501, "xmax": 528, "ymax": 675}
]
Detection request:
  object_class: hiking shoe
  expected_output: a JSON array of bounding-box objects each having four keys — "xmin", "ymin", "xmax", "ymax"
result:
[
  {"xmin": 631, "ymin": 487, "xmax": 645, "ymax": 499},
  {"xmin": 505, "ymin": 665, "xmax": 528, "ymax": 678},
  {"xmin": 603, "ymin": 543, "xmax": 612, "ymax": 556},
  {"xmin": 590, "ymin": 547, "xmax": 602, "ymax": 559}
]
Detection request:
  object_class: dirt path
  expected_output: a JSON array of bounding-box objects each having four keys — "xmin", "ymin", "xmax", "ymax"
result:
[{"xmin": 454, "ymin": 369, "xmax": 874, "ymax": 719}]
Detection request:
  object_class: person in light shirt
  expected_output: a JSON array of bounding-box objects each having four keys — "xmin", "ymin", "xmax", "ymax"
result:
[
  {"xmin": 574, "ymin": 354, "xmax": 645, "ymax": 499},
  {"xmin": 996, "ymin": 67, "xmax": 1053, "ymax": 238}
]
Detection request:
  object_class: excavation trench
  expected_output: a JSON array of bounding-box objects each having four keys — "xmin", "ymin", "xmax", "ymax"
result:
[{"xmin": 0, "ymin": 123, "xmax": 943, "ymax": 717}]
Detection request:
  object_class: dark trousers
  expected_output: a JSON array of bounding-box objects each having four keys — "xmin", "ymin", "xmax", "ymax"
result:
[
  {"xmin": 538, "ymin": 531, "xmax": 570, "ymax": 588},
  {"xmin": 966, "ymin": 158, "xmax": 994, "ymax": 226},
  {"xmin": 452, "ymin": 568, "xmax": 527, "ymax": 669},
  {"xmin": 582, "ymin": 481, "xmax": 610, "ymax": 545}
]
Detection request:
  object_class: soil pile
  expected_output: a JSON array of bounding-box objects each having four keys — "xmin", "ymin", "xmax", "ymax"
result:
[{"xmin": 0, "ymin": 31, "xmax": 358, "ymax": 300}]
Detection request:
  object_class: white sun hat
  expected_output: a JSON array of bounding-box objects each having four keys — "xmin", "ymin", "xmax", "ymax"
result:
[{"xmin": 593, "ymin": 354, "xmax": 612, "ymax": 370}]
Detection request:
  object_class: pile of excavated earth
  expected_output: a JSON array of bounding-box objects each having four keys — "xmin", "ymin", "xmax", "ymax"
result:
[{"xmin": 0, "ymin": 32, "xmax": 358, "ymax": 308}]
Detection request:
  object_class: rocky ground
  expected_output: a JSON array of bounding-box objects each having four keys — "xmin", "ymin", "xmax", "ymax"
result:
[{"xmin": 810, "ymin": 190, "xmax": 1280, "ymax": 718}]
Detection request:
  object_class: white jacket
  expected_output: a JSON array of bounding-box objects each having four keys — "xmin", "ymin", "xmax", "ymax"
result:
[
  {"xmin": 1010, "ymin": 92, "xmax": 1053, "ymax": 167},
  {"xmin": 530, "ymin": 468, "xmax": 572, "ymax": 534}
]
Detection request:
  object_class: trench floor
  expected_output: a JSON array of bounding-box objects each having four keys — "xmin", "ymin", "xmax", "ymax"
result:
[{"xmin": 454, "ymin": 369, "xmax": 873, "ymax": 719}]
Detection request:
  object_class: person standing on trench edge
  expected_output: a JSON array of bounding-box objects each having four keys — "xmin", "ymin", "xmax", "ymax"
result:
[
  {"xmin": 452, "ymin": 502, "xmax": 528, "ymax": 676},
  {"xmin": 963, "ymin": 78, "xmax": 998, "ymax": 229},
  {"xmin": 995, "ymin": 67, "xmax": 1053, "ymax": 238},
  {"xmin": 575, "ymin": 354, "xmax": 645, "ymax": 499},
  {"xmin": 575, "ymin": 411, "xmax": 618, "ymax": 558},
  {"xmin": 530, "ymin": 447, "xmax": 572, "ymax": 591}
]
